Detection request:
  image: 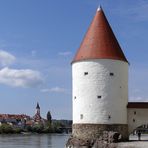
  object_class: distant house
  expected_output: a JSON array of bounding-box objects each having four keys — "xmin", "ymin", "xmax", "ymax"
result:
[
  {"xmin": 0, "ymin": 103, "xmax": 49, "ymax": 128},
  {"xmin": 0, "ymin": 114, "xmax": 31, "ymax": 128}
]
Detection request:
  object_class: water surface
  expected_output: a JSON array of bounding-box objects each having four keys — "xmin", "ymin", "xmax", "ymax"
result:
[{"xmin": 0, "ymin": 134, "xmax": 69, "ymax": 148}]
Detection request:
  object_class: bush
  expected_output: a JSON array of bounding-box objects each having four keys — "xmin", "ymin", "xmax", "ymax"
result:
[
  {"xmin": 25, "ymin": 125, "xmax": 33, "ymax": 132},
  {"xmin": 52, "ymin": 121, "xmax": 64, "ymax": 133},
  {"xmin": 32, "ymin": 124, "xmax": 44, "ymax": 133},
  {"xmin": 0, "ymin": 124, "xmax": 13, "ymax": 134},
  {"xmin": 13, "ymin": 128, "xmax": 22, "ymax": 134}
]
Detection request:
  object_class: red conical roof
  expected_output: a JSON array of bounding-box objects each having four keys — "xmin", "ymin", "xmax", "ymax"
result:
[{"xmin": 72, "ymin": 7, "xmax": 128, "ymax": 63}]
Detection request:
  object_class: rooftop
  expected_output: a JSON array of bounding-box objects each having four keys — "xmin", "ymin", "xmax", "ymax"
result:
[
  {"xmin": 127, "ymin": 102, "xmax": 148, "ymax": 109},
  {"xmin": 72, "ymin": 7, "xmax": 128, "ymax": 63}
]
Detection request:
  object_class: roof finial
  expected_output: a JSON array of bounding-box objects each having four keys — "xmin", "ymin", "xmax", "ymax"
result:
[{"xmin": 97, "ymin": 5, "xmax": 102, "ymax": 12}]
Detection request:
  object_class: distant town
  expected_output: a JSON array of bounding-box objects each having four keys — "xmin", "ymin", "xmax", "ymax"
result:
[{"xmin": 0, "ymin": 103, "xmax": 72, "ymax": 134}]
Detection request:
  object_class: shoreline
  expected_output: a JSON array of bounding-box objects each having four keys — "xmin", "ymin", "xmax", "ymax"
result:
[{"xmin": 66, "ymin": 134, "xmax": 148, "ymax": 148}]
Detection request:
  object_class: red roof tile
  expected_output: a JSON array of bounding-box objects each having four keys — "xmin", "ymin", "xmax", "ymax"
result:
[
  {"xmin": 0, "ymin": 114, "xmax": 30, "ymax": 119},
  {"xmin": 127, "ymin": 102, "xmax": 148, "ymax": 108}
]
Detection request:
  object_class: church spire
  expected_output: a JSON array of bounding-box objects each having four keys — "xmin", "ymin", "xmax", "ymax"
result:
[{"xmin": 36, "ymin": 102, "xmax": 40, "ymax": 109}]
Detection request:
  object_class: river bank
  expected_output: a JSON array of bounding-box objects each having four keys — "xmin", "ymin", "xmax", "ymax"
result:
[
  {"xmin": 117, "ymin": 134, "xmax": 148, "ymax": 148},
  {"xmin": 0, "ymin": 121, "xmax": 72, "ymax": 134},
  {"xmin": 117, "ymin": 141, "xmax": 148, "ymax": 148},
  {"xmin": 66, "ymin": 134, "xmax": 148, "ymax": 148}
]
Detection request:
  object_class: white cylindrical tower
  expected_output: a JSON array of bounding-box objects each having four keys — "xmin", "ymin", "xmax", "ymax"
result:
[{"xmin": 72, "ymin": 7, "xmax": 129, "ymax": 141}]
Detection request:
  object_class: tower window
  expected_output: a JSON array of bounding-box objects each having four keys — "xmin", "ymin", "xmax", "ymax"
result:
[
  {"xmin": 74, "ymin": 96, "xmax": 76, "ymax": 99},
  {"xmin": 97, "ymin": 96, "xmax": 102, "ymax": 99},
  {"xmin": 134, "ymin": 111, "xmax": 136, "ymax": 115},
  {"xmin": 108, "ymin": 115, "xmax": 111, "ymax": 120},
  {"xmin": 133, "ymin": 119, "xmax": 135, "ymax": 122},
  {"xmin": 110, "ymin": 72, "xmax": 114, "ymax": 76},
  {"xmin": 80, "ymin": 114, "xmax": 83, "ymax": 119},
  {"xmin": 84, "ymin": 72, "xmax": 88, "ymax": 75}
]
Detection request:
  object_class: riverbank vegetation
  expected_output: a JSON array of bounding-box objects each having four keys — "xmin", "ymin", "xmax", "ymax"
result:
[
  {"xmin": 0, "ymin": 123, "xmax": 21, "ymax": 134},
  {"xmin": 0, "ymin": 120, "xmax": 72, "ymax": 134}
]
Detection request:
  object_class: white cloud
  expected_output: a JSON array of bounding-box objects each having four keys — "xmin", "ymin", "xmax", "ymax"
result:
[
  {"xmin": 0, "ymin": 67, "xmax": 43, "ymax": 88},
  {"xmin": 58, "ymin": 51, "xmax": 71, "ymax": 56},
  {"xmin": 0, "ymin": 50, "xmax": 15, "ymax": 67},
  {"xmin": 41, "ymin": 87, "xmax": 69, "ymax": 94}
]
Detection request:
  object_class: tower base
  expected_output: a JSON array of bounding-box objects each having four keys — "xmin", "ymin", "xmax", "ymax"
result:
[
  {"xmin": 66, "ymin": 124, "xmax": 128, "ymax": 147},
  {"xmin": 72, "ymin": 124, "xmax": 128, "ymax": 141}
]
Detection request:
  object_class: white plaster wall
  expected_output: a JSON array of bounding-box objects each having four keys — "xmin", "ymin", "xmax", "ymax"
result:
[
  {"xmin": 128, "ymin": 108, "xmax": 148, "ymax": 134},
  {"xmin": 72, "ymin": 59, "xmax": 128, "ymax": 124}
]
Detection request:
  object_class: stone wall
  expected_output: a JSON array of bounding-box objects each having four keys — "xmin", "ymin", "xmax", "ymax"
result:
[{"xmin": 72, "ymin": 124, "xmax": 128, "ymax": 141}]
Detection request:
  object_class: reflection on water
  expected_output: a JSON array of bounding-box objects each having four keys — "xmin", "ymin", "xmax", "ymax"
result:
[{"xmin": 0, "ymin": 134, "xmax": 69, "ymax": 148}]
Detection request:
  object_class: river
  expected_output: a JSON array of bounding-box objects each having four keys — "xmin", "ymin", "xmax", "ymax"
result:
[{"xmin": 0, "ymin": 134, "xmax": 70, "ymax": 148}]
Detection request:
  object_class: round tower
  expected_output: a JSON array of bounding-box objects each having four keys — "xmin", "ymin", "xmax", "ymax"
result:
[{"xmin": 72, "ymin": 7, "xmax": 129, "ymax": 141}]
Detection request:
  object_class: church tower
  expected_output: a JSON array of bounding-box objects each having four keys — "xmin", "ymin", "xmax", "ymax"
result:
[
  {"xmin": 72, "ymin": 7, "xmax": 129, "ymax": 140},
  {"xmin": 34, "ymin": 102, "xmax": 41, "ymax": 122}
]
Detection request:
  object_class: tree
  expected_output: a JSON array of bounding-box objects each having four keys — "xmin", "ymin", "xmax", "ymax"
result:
[{"xmin": 47, "ymin": 111, "xmax": 52, "ymax": 124}]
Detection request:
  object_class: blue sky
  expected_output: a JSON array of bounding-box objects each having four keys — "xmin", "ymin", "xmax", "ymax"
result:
[{"xmin": 0, "ymin": 0, "xmax": 148, "ymax": 120}]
